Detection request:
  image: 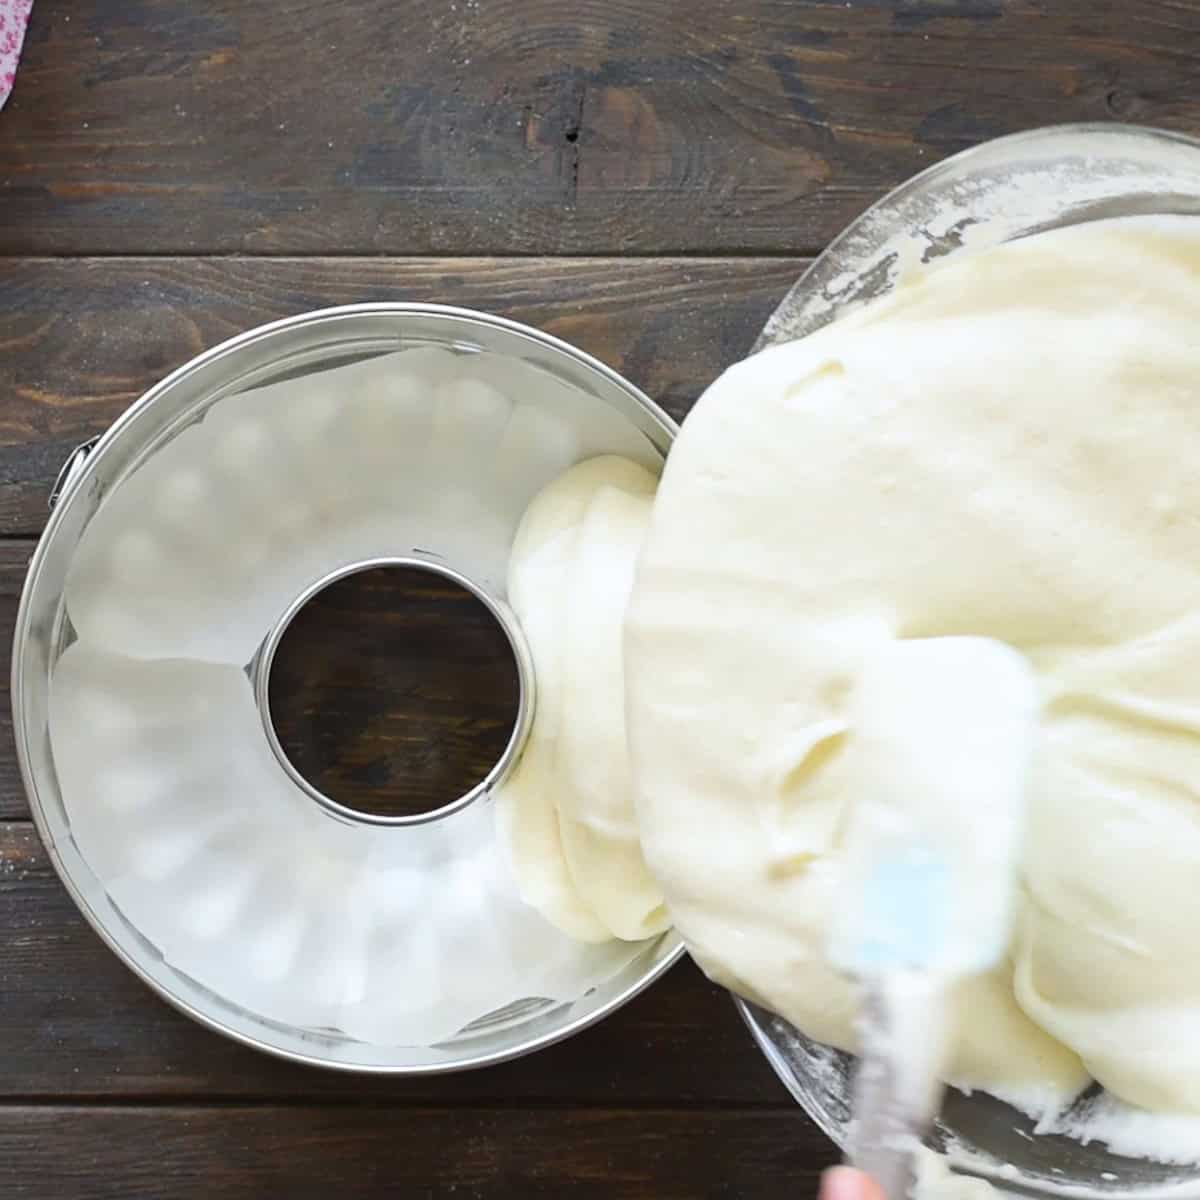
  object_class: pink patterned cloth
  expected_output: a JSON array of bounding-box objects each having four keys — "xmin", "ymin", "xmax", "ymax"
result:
[{"xmin": 0, "ymin": 0, "xmax": 33, "ymax": 111}]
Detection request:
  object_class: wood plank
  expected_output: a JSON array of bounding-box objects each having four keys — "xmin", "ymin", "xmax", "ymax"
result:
[
  {"xmin": 267, "ymin": 565, "xmax": 522, "ymax": 820},
  {"xmin": 0, "ymin": 822, "xmax": 793, "ymax": 1104},
  {"xmin": 0, "ymin": 255, "xmax": 806, "ymax": 538},
  {"xmin": 0, "ymin": 1105, "xmax": 833, "ymax": 1199},
  {"xmin": 4, "ymin": 1, "xmax": 1197, "ymax": 256},
  {"xmin": 0, "ymin": 545, "xmax": 30, "ymax": 821}
]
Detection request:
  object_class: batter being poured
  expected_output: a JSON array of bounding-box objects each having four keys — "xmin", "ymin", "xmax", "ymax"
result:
[{"xmin": 622, "ymin": 215, "xmax": 1200, "ymax": 1158}]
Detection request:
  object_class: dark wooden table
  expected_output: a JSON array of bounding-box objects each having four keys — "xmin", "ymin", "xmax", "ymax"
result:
[{"xmin": 1, "ymin": 2, "xmax": 1197, "ymax": 1195}]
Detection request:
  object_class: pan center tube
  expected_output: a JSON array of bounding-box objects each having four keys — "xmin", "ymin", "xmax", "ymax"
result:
[{"xmin": 252, "ymin": 555, "xmax": 534, "ymax": 827}]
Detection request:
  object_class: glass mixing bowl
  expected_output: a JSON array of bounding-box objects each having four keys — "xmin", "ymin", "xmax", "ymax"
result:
[{"xmin": 737, "ymin": 124, "xmax": 1200, "ymax": 1198}]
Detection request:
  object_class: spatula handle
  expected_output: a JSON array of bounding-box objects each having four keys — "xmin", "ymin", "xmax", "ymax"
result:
[{"xmin": 846, "ymin": 976, "xmax": 950, "ymax": 1200}]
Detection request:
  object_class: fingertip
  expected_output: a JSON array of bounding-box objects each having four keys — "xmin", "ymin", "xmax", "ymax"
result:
[{"xmin": 821, "ymin": 1165, "xmax": 887, "ymax": 1200}]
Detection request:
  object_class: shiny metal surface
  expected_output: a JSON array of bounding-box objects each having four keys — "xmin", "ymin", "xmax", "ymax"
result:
[
  {"xmin": 738, "ymin": 125, "xmax": 1200, "ymax": 1198},
  {"xmin": 48, "ymin": 435, "xmax": 100, "ymax": 511},
  {"xmin": 252, "ymin": 553, "xmax": 536, "ymax": 829},
  {"xmin": 15, "ymin": 303, "xmax": 685, "ymax": 1073}
]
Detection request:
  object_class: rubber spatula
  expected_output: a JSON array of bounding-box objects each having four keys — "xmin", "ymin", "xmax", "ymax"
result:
[{"xmin": 828, "ymin": 637, "xmax": 1039, "ymax": 1200}]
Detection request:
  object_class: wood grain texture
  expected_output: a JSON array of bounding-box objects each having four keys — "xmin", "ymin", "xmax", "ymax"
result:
[
  {"xmin": 268, "ymin": 566, "xmax": 521, "ymax": 819},
  {"xmin": 0, "ymin": 255, "xmax": 806, "ymax": 536},
  {"xmin": 0, "ymin": 1105, "xmax": 831, "ymax": 1199},
  {"xmin": 4, "ymin": 0, "xmax": 1198, "ymax": 255},
  {"xmin": 7, "ymin": 0, "xmax": 1194, "ymax": 1192},
  {"xmin": 0, "ymin": 545, "xmax": 30, "ymax": 821},
  {"xmin": 0, "ymin": 822, "xmax": 795, "ymax": 1106}
]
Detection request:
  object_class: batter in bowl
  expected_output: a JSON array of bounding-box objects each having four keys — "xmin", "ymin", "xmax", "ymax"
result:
[{"xmin": 623, "ymin": 215, "xmax": 1200, "ymax": 1152}]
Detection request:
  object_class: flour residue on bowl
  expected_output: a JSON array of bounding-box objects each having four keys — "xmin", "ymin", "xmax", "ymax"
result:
[{"xmin": 759, "ymin": 126, "xmax": 1200, "ymax": 350}]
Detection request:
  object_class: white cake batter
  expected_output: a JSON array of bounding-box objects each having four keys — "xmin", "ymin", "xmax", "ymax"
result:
[
  {"xmin": 623, "ymin": 215, "xmax": 1200, "ymax": 1132},
  {"xmin": 498, "ymin": 456, "xmax": 669, "ymax": 942}
]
